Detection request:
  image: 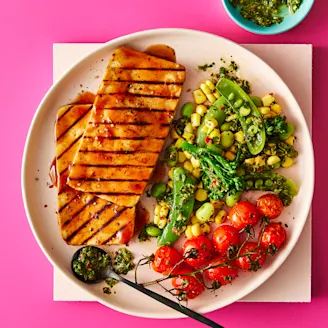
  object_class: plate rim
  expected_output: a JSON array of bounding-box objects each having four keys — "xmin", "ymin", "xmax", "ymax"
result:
[{"xmin": 21, "ymin": 27, "xmax": 314, "ymax": 318}]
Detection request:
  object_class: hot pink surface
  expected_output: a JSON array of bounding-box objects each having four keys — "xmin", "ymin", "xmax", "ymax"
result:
[{"xmin": 1, "ymin": 0, "xmax": 325, "ymax": 327}]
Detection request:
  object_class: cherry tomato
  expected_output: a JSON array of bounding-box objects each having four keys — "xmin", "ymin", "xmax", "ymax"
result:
[
  {"xmin": 205, "ymin": 256, "xmax": 238, "ymax": 286},
  {"xmin": 172, "ymin": 269, "xmax": 205, "ymax": 300},
  {"xmin": 257, "ymin": 194, "xmax": 283, "ymax": 219},
  {"xmin": 182, "ymin": 235, "xmax": 213, "ymax": 268},
  {"xmin": 212, "ymin": 225, "xmax": 241, "ymax": 256},
  {"xmin": 152, "ymin": 246, "xmax": 182, "ymax": 276},
  {"xmin": 260, "ymin": 222, "xmax": 287, "ymax": 253},
  {"xmin": 229, "ymin": 201, "xmax": 260, "ymax": 231},
  {"xmin": 236, "ymin": 242, "xmax": 267, "ymax": 272}
]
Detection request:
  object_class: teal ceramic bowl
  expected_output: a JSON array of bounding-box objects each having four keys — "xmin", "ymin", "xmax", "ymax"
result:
[{"xmin": 222, "ymin": 0, "xmax": 315, "ymax": 35}]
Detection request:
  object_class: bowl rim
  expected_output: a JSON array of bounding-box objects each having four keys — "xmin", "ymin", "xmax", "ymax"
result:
[{"xmin": 221, "ymin": 0, "xmax": 315, "ymax": 35}]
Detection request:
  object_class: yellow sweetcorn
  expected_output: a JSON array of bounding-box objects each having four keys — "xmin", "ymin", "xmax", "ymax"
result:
[
  {"xmin": 195, "ymin": 189, "xmax": 208, "ymax": 202},
  {"xmin": 262, "ymin": 94, "xmax": 275, "ymax": 107},
  {"xmin": 213, "ymin": 90, "xmax": 221, "ymax": 99},
  {"xmin": 160, "ymin": 205, "xmax": 170, "ymax": 218},
  {"xmin": 183, "ymin": 150, "xmax": 192, "ymax": 159},
  {"xmin": 229, "ymin": 144, "xmax": 238, "ymax": 154},
  {"xmin": 184, "ymin": 122, "xmax": 194, "ymax": 133},
  {"xmin": 167, "ymin": 180, "xmax": 173, "ymax": 189},
  {"xmin": 182, "ymin": 131, "xmax": 195, "ymax": 143},
  {"xmin": 178, "ymin": 151, "xmax": 187, "ymax": 163},
  {"xmin": 168, "ymin": 167, "xmax": 176, "ymax": 180},
  {"xmin": 191, "ymin": 156, "xmax": 200, "ymax": 169},
  {"xmin": 282, "ymin": 157, "xmax": 293, "ymax": 168},
  {"xmin": 245, "ymin": 158, "xmax": 255, "ymax": 165},
  {"xmin": 200, "ymin": 83, "xmax": 212, "ymax": 95},
  {"xmin": 201, "ymin": 223, "xmax": 211, "ymax": 234},
  {"xmin": 205, "ymin": 117, "xmax": 218, "ymax": 129},
  {"xmin": 191, "ymin": 223, "xmax": 202, "ymax": 237},
  {"xmin": 209, "ymin": 129, "xmax": 220, "ymax": 141},
  {"xmin": 184, "ymin": 160, "xmax": 193, "ymax": 173},
  {"xmin": 192, "ymin": 168, "xmax": 201, "ymax": 178},
  {"xmin": 175, "ymin": 138, "xmax": 185, "ymax": 148},
  {"xmin": 191, "ymin": 216, "xmax": 199, "ymax": 225},
  {"xmin": 234, "ymin": 130, "xmax": 245, "ymax": 143},
  {"xmin": 259, "ymin": 106, "xmax": 271, "ymax": 115},
  {"xmin": 206, "ymin": 93, "xmax": 216, "ymax": 103},
  {"xmin": 215, "ymin": 210, "xmax": 227, "ymax": 224},
  {"xmin": 154, "ymin": 205, "xmax": 161, "ymax": 216},
  {"xmin": 158, "ymin": 218, "xmax": 167, "ymax": 229},
  {"xmin": 225, "ymin": 151, "xmax": 236, "ymax": 161},
  {"xmin": 267, "ymin": 155, "xmax": 281, "ymax": 166},
  {"xmin": 271, "ymin": 103, "xmax": 282, "ymax": 115},
  {"xmin": 198, "ymin": 181, "xmax": 203, "ymax": 189},
  {"xmin": 185, "ymin": 225, "xmax": 193, "ymax": 239},
  {"xmin": 205, "ymin": 79, "xmax": 216, "ymax": 91},
  {"xmin": 154, "ymin": 214, "xmax": 160, "ymax": 225},
  {"xmin": 191, "ymin": 112, "xmax": 201, "ymax": 128},
  {"xmin": 193, "ymin": 89, "xmax": 207, "ymax": 104},
  {"xmin": 285, "ymin": 135, "xmax": 295, "ymax": 146},
  {"xmin": 170, "ymin": 128, "xmax": 180, "ymax": 139},
  {"xmin": 196, "ymin": 105, "xmax": 207, "ymax": 116},
  {"xmin": 210, "ymin": 199, "xmax": 225, "ymax": 209}
]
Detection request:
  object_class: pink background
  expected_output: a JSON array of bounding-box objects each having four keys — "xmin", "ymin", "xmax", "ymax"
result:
[{"xmin": 1, "ymin": 0, "xmax": 326, "ymax": 327}]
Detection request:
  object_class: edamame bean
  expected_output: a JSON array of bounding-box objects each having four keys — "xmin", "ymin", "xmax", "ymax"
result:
[
  {"xmin": 234, "ymin": 99, "xmax": 244, "ymax": 108},
  {"xmin": 181, "ymin": 102, "xmax": 194, "ymax": 118},
  {"xmin": 146, "ymin": 225, "xmax": 162, "ymax": 237},
  {"xmin": 151, "ymin": 182, "xmax": 167, "ymax": 198},
  {"xmin": 240, "ymin": 106, "xmax": 251, "ymax": 117},
  {"xmin": 228, "ymin": 92, "xmax": 235, "ymax": 101},
  {"xmin": 220, "ymin": 131, "xmax": 234, "ymax": 149},
  {"xmin": 250, "ymin": 96, "xmax": 263, "ymax": 107},
  {"xmin": 265, "ymin": 179, "xmax": 273, "ymax": 188},
  {"xmin": 271, "ymin": 162, "xmax": 281, "ymax": 170},
  {"xmin": 195, "ymin": 202, "xmax": 215, "ymax": 223},
  {"xmin": 255, "ymin": 179, "xmax": 264, "ymax": 189},
  {"xmin": 246, "ymin": 180, "xmax": 253, "ymax": 188},
  {"xmin": 225, "ymin": 191, "xmax": 242, "ymax": 207},
  {"xmin": 248, "ymin": 125, "xmax": 259, "ymax": 136},
  {"xmin": 220, "ymin": 122, "xmax": 232, "ymax": 131}
]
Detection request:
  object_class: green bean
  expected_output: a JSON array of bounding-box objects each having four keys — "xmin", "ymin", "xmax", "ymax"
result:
[
  {"xmin": 225, "ymin": 191, "xmax": 242, "ymax": 207},
  {"xmin": 220, "ymin": 131, "xmax": 234, "ymax": 149},
  {"xmin": 146, "ymin": 225, "xmax": 162, "ymax": 237},
  {"xmin": 195, "ymin": 202, "xmax": 215, "ymax": 222},
  {"xmin": 206, "ymin": 143, "xmax": 223, "ymax": 155},
  {"xmin": 181, "ymin": 102, "xmax": 194, "ymax": 118},
  {"xmin": 250, "ymin": 96, "xmax": 263, "ymax": 107},
  {"xmin": 151, "ymin": 182, "xmax": 167, "ymax": 198},
  {"xmin": 220, "ymin": 122, "xmax": 232, "ymax": 131}
]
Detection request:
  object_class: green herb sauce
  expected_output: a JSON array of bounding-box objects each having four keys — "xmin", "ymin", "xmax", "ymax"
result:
[
  {"xmin": 113, "ymin": 248, "xmax": 135, "ymax": 275},
  {"xmin": 229, "ymin": 0, "xmax": 302, "ymax": 27}
]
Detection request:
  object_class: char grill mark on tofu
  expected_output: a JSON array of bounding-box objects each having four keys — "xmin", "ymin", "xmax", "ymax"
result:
[
  {"xmin": 67, "ymin": 46, "xmax": 186, "ymax": 207},
  {"xmin": 55, "ymin": 103, "xmax": 136, "ymax": 245}
]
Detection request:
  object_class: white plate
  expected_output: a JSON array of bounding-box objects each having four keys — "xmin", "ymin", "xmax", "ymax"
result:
[{"xmin": 22, "ymin": 28, "xmax": 314, "ymax": 318}]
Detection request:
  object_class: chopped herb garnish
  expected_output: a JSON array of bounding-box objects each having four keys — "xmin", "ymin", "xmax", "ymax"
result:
[{"xmin": 198, "ymin": 62, "xmax": 215, "ymax": 71}]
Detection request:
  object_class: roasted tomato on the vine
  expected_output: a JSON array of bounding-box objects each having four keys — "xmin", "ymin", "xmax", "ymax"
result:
[
  {"xmin": 260, "ymin": 222, "xmax": 287, "ymax": 254},
  {"xmin": 152, "ymin": 246, "xmax": 182, "ymax": 276},
  {"xmin": 205, "ymin": 256, "xmax": 238, "ymax": 286},
  {"xmin": 172, "ymin": 269, "xmax": 205, "ymax": 300},
  {"xmin": 257, "ymin": 194, "xmax": 283, "ymax": 219},
  {"xmin": 212, "ymin": 225, "xmax": 241, "ymax": 256},
  {"xmin": 182, "ymin": 235, "xmax": 213, "ymax": 268},
  {"xmin": 236, "ymin": 242, "xmax": 266, "ymax": 272},
  {"xmin": 229, "ymin": 201, "xmax": 260, "ymax": 231}
]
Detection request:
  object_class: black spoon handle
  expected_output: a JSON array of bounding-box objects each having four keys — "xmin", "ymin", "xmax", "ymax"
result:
[{"xmin": 109, "ymin": 272, "xmax": 224, "ymax": 328}]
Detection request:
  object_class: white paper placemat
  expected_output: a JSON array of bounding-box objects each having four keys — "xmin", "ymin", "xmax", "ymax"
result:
[{"xmin": 53, "ymin": 43, "xmax": 312, "ymax": 302}]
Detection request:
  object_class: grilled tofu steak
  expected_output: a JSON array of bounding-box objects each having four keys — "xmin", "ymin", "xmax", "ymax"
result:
[
  {"xmin": 68, "ymin": 46, "xmax": 186, "ymax": 207},
  {"xmin": 55, "ymin": 103, "xmax": 135, "ymax": 245}
]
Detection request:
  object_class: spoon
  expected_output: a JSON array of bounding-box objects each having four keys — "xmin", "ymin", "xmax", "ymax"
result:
[{"xmin": 72, "ymin": 247, "xmax": 224, "ymax": 328}]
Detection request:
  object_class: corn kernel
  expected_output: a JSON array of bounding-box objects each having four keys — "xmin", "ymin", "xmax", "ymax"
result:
[
  {"xmin": 160, "ymin": 205, "xmax": 170, "ymax": 218},
  {"xmin": 205, "ymin": 117, "xmax": 218, "ymax": 129},
  {"xmin": 234, "ymin": 131, "xmax": 245, "ymax": 143},
  {"xmin": 263, "ymin": 112, "xmax": 274, "ymax": 120},
  {"xmin": 167, "ymin": 180, "xmax": 173, "ymax": 189},
  {"xmin": 270, "ymin": 110, "xmax": 277, "ymax": 118},
  {"xmin": 154, "ymin": 205, "xmax": 161, "ymax": 216},
  {"xmin": 267, "ymin": 155, "xmax": 281, "ymax": 166},
  {"xmin": 195, "ymin": 189, "xmax": 208, "ymax": 202},
  {"xmin": 200, "ymin": 83, "xmax": 212, "ymax": 95},
  {"xmin": 262, "ymin": 94, "xmax": 275, "ymax": 107},
  {"xmin": 191, "ymin": 156, "xmax": 200, "ymax": 169},
  {"xmin": 178, "ymin": 151, "xmax": 187, "ymax": 163},
  {"xmin": 215, "ymin": 210, "xmax": 227, "ymax": 224},
  {"xmin": 184, "ymin": 122, "xmax": 194, "ymax": 133},
  {"xmin": 196, "ymin": 105, "xmax": 207, "ymax": 116},
  {"xmin": 175, "ymin": 138, "xmax": 185, "ymax": 148},
  {"xmin": 210, "ymin": 199, "xmax": 225, "ymax": 209},
  {"xmin": 282, "ymin": 157, "xmax": 293, "ymax": 168},
  {"xmin": 225, "ymin": 114, "xmax": 238, "ymax": 122},
  {"xmin": 245, "ymin": 158, "xmax": 255, "ymax": 165},
  {"xmin": 209, "ymin": 129, "xmax": 220, "ymax": 140},
  {"xmin": 191, "ymin": 223, "xmax": 202, "ymax": 237},
  {"xmin": 192, "ymin": 168, "xmax": 201, "ymax": 178},
  {"xmin": 183, "ymin": 150, "xmax": 192, "ymax": 159},
  {"xmin": 193, "ymin": 89, "xmax": 207, "ymax": 104},
  {"xmin": 170, "ymin": 128, "xmax": 179, "ymax": 139},
  {"xmin": 185, "ymin": 225, "xmax": 193, "ymax": 239},
  {"xmin": 225, "ymin": 151, "xmax": 236, "ymax": 161},
  {"xmin": 285, "ymin": 135, "xmax": 295, "ymax": 146},
  {"xmin": 213, "ymin": 90, "xmax": 221, "ymax": 99},
  {"xmin": 255, "ymin": 156, "xmax": 265, "ymax": 166},
  {"xmin": 268, "ymin": 143, "xmax": 276, "ymax": 147},
  {"xmin": 154, "ymin": 214, "xmax": 160, "ymax": 225},
  {"xmin": 182, "ymin": 132, "xmax": 195, "ymax": 143},
  {"xmin": 205, "ymin": 79, "xmax": 216, "ymax": 91},
  {"xmin": 271, "ymin": 103, "xmax": 282, "ymax": 115},
  {"xmin": 191, "ymin": 216, "xmax": 199, "ymax": 225},
  {"xmin": 184, "ymin": 160, "xmax": 193, "ymax": 173},
  {"xmin": 168, "ymin": 167, "xmax": 176, "ymax": 180},
  {"xmin": 229, "ymin": 145, "xmax": 238, "ymax": 154},
  {"xmin": 259, "ymin": 106, "xmax": 271, "ymax": 115},
  {"xmin": 201, "ymin": 223, "xmax": 211, "ymax": 234},
  {"xmin": 158, "ymin": 218, "xmax": 167, "ymax": 229},
  {"xmin": 198, "ymin": 181, "xmax": 203, "ymax": 189},
  {"xmin": 206, "ymin": 93, "xmax": 217, "ymax": 104}
]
